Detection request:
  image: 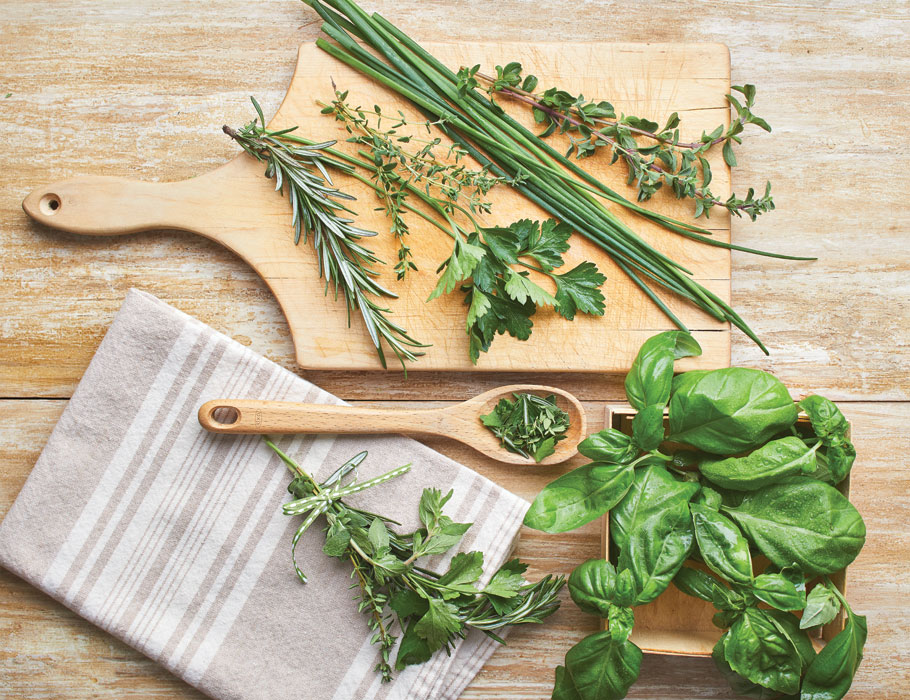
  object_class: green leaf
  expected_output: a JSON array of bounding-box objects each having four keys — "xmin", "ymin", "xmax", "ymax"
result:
[
  {"xmin": 428, "ymin": 239, "xmax": 485, "ymax": 300},
  {"xmin": 414, "ymin": 598, "xmax": 463, "ymax": 652},
  {"xmin": 625, "ymin": 331, "xmax": 701, "ymax": 411},
  {"xmin": 525, "ymin": 218, "xmax": 572, "ymax": 270},
  {"xmin": 631, "ymin": 403, "xmax": 665, "ymax": 452},
  {"xmin": 725, "ymin": 479, "xmax": 865, "ymax": 576},
  {"xmin": 481, "ymin": 225, "xmax": 522, "ymax": 264},
  {"xmin": 751, "ymin": 573, "xmax": 806, "ymax": 611},
  {"xmin": 801, "ymin": 600, "xmax": 866, "ymax": 700},
  {"xmin": 699, "ymin": 436, "xmax": 817, "ymax": 491},
  {"xmin": 568, "ymin": 558, "xmax": 617, "ymax": 617},
  {"xmin": 394, "ymin": 620, "xmax": 434, "ymax": 670},
  {"xmin": 668, "ymin": 368, "xmax": 799, "ymax": 454},
  {"xmin": 367, "ymin": 517, "xmax": 390, "ymax": 555},
  {"xmin": 765, "ymin": 608, "xmax": 816, "ymax": 671},
  {"xmin": 722, "ymin": 140, "xmax": 737, "ymax": 167},
  {"xmin": 610, "ymin": 465, "xmax": 699, "ymax": 550},
  {"xmin": 436, "ymin": 550, "xmax": 484, "ymax": 594},
  {"xmin": 503, "ymin": 268, "xmax": 558, "ymax": 306},
  {"xmin": 552, "ymin": 631, "xmax": 642, "ymax": 700},
  {"xmin": 390, "ymin": 588, "xmax": 429, "ymax": 620},
  {"xmin": 553, "ymin": 262, "xmax": 607, "ymax": 320},
  {"xmin": 673, "ymin": 566, "xmax": 739, "ymax": 609},
  {"xmin": 577, "ymin": 429, "xmax": 639, "ymax": 464},
  {"xmin": 723, "ymin": 607, "xmax": 802, "ymax": 695},
  {"xmin": 618, "ymin": 500, "xmax": 694, "ymax": 605},
  {"xmin": 607, "ymin": 605, "xmax": 635, "ymax": 642},
  {"xmin": 418, "ymin": 488, "xmax": 452, "ymax": 531},
  {"xmin": 799, "ymin": 395, "xmax": 849, "ymax": 442},
  {"xmin": 322, "ymin": 527, "xmax": 351, "ymax": 557},
  {"xmin": 800, "ymin": 581, "xmax": 842, "ymax": 629},
  {"xmin": 484, "ymin": 558, "xmax": 527, "ymax": 598},
  {"xmin": 690, "ymin": 503, "xmax": 753, "ymax": 585},
  {"xmin": 524, "ymin": 462, "xmax": 634, "ymax": 533},
  {"xmin": 465, "ymin": 289, "xmax": 492, "ymax": 330},
  {"xmin": 712, "ymin": 633, "xmax": 791, "ymax": 699}
]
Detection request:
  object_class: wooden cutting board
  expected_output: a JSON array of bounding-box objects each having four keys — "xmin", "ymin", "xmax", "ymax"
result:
[{"xmin": 22, "ymin": 41, "xmax": 733, "ymax": 373}]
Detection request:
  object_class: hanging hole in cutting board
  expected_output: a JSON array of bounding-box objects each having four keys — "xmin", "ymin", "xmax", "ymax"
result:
[{"xmin": 39, "ymin": 194, "xmax": 60, "ymax": 215}]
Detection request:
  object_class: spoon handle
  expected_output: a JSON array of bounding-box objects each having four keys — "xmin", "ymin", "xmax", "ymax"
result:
[{"xmin": 198, "ymin": 399, "xmax": 446, "ymax": 436}]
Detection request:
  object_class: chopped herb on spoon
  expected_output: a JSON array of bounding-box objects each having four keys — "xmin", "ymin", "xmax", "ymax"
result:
[{"xmin": 480, "ymin": 392, "xmax": 570, "ymax": 462}]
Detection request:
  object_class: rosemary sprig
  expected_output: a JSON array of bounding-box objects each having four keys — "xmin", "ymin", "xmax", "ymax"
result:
[
  {"xmin": 468, "ymin": 63, "xmax": 774, "ymax": 220},
  {"xmin": 224, "ymin": 97, "xmax": 427, "ymax": 369},
  {"xmin": 266, "ymin": 439, "xmax": 565, "ymax": 681}
]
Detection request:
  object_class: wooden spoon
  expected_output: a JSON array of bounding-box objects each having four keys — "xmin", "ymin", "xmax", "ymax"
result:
[{"xmin": 197, "ymin": 384, "xmax": 586, "ymax": 465}]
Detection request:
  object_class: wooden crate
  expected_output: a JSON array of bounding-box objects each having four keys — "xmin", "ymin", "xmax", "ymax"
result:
[{"xmin": 602, "ymin": 405, "xmax": 850, "ymax": 656}]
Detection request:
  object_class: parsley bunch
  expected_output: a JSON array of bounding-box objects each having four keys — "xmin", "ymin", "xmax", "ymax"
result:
[
  {"xmin": 266, "ymin": 439, "xmax": 565, "ymax": 682},
  {"xmin": 429, "ymin": 218, "xmax": 606, "ymax": 362},
  {"xmin": 480, "ymin": 392, "xmax": 571, "ymax": 462}
]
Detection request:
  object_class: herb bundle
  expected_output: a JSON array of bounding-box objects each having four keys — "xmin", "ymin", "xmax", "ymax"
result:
[
  {"xmin": 301, "ymin": 0, "xmax": 815, "ymax": 353},
  {"xmin": 524, "ymin": 332, "xmax": 866, "ymax": 699},
  {"xmin": 265, "ymin": 439, "xmax": 565, "ymax": 681},
  {"xmin": 480, "ymin": 392, "xmax": 571, "ymax": 462},
  {"xmin": 467, "ymin": 63, "xmax": 774, "ymax": 220},
  {"xmin": 224, "ymin": 98, "xmax": 426, "ymax": 369}
]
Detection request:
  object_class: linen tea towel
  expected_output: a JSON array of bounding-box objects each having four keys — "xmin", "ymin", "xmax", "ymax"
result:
[{"xmin": 0, "ymin": 289, "xmax": 530, "ymax": 700}]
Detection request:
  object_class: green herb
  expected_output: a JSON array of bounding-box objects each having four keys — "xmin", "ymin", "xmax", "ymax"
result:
[
  {"xmin": 480, "ymin": 391, "xmax": 571, "ymax": 462},
  {"xmin": 522, "ymin": 331, "xmax": 866, "ymax": 699},
  {"xmin": 266, "ymin": 439, "xmax": 564, "ymax": 681},
  {"xmin": 224, "ymin": 98, "xmax": 426, "ymax": 369},
  {"xmin": 469, "ymin": 64, "xmax": 774, "ymax": 220},
  {"xmin": 301, "ymin": 0, "xmax": 816, "ymax": 354},
  {"xmin": 323, "ymin": 91, "xmax": 509, "ymax": 279},
  {"xmin": 433, "ymin": 219, "xmax": 606, "ymax": 362}
]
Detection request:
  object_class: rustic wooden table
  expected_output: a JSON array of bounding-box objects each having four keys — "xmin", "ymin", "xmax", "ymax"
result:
[{"xmin": 1, "ymin": 1, "xmax": 908, "ymax": 698}]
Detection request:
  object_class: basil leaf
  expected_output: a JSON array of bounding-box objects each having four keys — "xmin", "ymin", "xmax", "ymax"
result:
[
  {"xmin": 801, "ymin": 603, "xmax": 867, "ymax": 700},
  {"xmin": 673, "ymin": 565, "xmax": 726, "ymax": 603},
  {"xmin": 825, "ymin": 441, "xmax": 856, "ymax": 483},
  {"xmin": 751, "ymin": 573, "xmax": 806, "ymax": 611},
  {"xmin": 724, "ymin": 479, "xmax": 865, "ymax": 576},
  {"xmin": 723, "ymin": 607, "xmax": 802, "ymax": 695},
  {"xmin": 668, "ymin": 368, "xmax": 799, "ymax": 454},
  {"xmin": 552, "ymin": 631, "xmax": 642, "ymax": 700},
  {"xmin": 610, "ymin": 465, "xmax": 699, "ymax": 550},
  {"xmin": 613, "ymin": 568, "xmax": 636, "ymax": 608},
  {"xmin": 699, "ymin": 436, "xmax": 816, "ymax": 491},
  {"xmin": 607, "ymin": 605, "xmax": 634, "ymax": 642},
  {"xmin": 624, "ymin": 331, "xmax": 701, "ymax": 411},
  {"xmin": 712, "ymin": 634, "xmax": 788, "ymax": 699},
  {"xmin": 524, "ymin": 462, "xmax": 634, "ymax": 533},
  {"xmin": 690, "ymin": 503, "xmax": 753, "ymax": 585},
  {"xmin": 577, "ymin": 428, "xmax": 638, "ymax": 464},
  {"xmin": 692, "ymin": 484, "xmax": 723, "ymax": 510},
  {"xmin": 631, "ymin": 403, "xmax": 665, "ymax": 451},
  {"xmin": 800, "ymin": 581, "xmax": 841, "ymax": 629},
  {"xmin": 764, "ymin": 608, "xmax": 816, "ymax": 671},
  {"xmin": 568, "ymin": 558, "xmax": 616, "ymax": 617},
  {"xmin": 618, "ymin": 501, "xmax": 694, "ymax": 605},
  {"xmin": 799, "ymin": 395, "xmax": 849, "ymax": 441}
]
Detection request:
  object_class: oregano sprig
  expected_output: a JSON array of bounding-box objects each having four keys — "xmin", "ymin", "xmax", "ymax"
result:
[
  {"xmin": 266, "ymin": 438, "xmax": 565, "ymax": 682},
  {"xmin": 466, "ymin": 63, "xmax": 774, "ymax": 220}
]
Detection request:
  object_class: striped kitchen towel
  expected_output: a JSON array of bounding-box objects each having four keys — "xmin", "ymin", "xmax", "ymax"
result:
[{"xmin": 0, "ymin": 289, "xmax": 529, "ymax": 700}]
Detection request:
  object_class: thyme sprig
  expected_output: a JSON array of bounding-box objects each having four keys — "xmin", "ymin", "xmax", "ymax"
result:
[
  {"xmin": 224, "ymin": 98, "xmax": 426, "ymax": 368},
  {"xmin": 467, "ymin": 63, "xmax": 774, "ymax": 220},
  {"xmin": 266, "ymin": 439, "xmax": 565, "ymax": 682},
  {"xmin": 322, "ymin": 90, "xmax": 509, "ymax": 278}
]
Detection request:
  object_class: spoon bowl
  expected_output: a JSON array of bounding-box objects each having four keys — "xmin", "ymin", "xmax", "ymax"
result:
[{"xmin": 198, "ymin": 384, "xmax": 586, "ymax": 465}]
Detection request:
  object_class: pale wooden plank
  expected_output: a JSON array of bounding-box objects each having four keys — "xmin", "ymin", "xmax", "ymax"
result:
[{"xmin": 0, "ymin": 399, "xmax": 907, "ymax": 698}]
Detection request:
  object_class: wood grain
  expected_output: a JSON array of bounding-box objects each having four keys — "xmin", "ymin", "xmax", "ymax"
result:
[
  {"xmin": 18, "ymin": 41, "xmax": 735, "ymax": 374},
  {"xmin": 1, "ymin": 0, "xmax": 909, "ymax": 699}
]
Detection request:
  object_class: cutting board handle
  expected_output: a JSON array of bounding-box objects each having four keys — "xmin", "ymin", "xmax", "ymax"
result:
[{"xmin": 22, "ymin": 173, "xmax": 221, "ymax": 236}]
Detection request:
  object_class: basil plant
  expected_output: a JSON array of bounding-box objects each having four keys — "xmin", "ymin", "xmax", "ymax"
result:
[{"xmin": 525, "ymin": 331, "xmax": 866, "ymax": 700}]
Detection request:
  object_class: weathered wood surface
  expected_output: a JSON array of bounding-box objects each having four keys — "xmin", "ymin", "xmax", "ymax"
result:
[
  {"xmin": 1, "ymin": 400, "xmax": 908, "ymax": 698},
  {"xmin": 1, "ymin": 0, "xmax": 909, "ymax": 698}
]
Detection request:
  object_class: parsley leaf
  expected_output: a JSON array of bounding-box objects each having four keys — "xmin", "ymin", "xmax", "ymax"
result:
[
  {"xmin": 554, "ymin": 261, "xmax": 607, "ymax": 320},
  {"xmin": 415, "ymin": 598, "xmax": 463, "ymax": 652},
  {"xmin": 525, "ymin": 219, "xmax": 572, "ymax": 271}
]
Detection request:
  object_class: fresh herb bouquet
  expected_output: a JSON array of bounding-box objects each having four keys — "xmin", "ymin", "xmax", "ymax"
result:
[
  {"xmin": 265, "ymin": 439, "xmax": 565, "ymax": 682},
  {"xmin": 524, "ymin": 332, "xmax": 866, "ymax": 699}
]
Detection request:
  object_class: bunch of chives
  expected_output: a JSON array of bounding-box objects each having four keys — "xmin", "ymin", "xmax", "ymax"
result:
[{"xmin": 302, "ymin": 0, "xmax": 813, "ymax": 352}]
